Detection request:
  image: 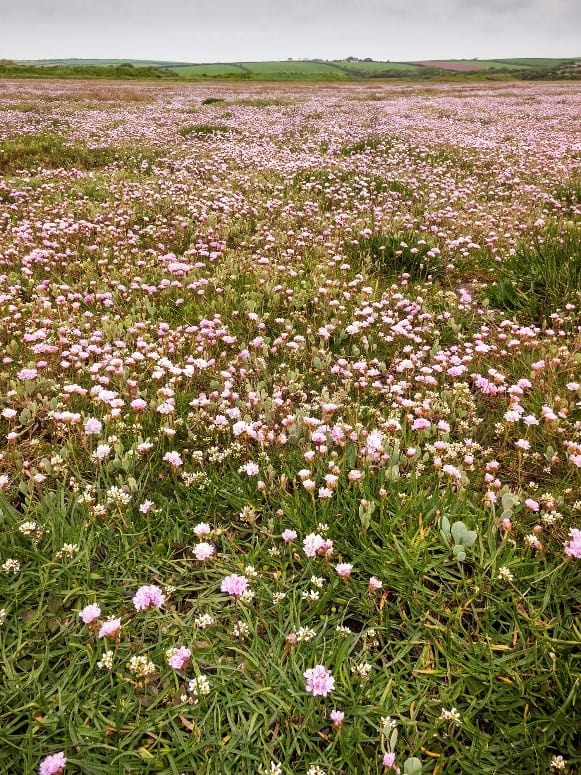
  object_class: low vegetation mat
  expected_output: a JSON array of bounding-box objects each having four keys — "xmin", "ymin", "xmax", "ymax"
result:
[{"xmin": 0, "ymin": 79, "xmax": 579, "ymax": 775}]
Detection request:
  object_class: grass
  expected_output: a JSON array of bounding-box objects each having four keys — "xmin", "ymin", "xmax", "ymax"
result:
[
  {"xmin": 0, "ymin": 133, "xmax": 119, "ymax": 173},
  {"xmin": 487, "ymin": 226, "xmax": 581, "ymax": 323},
  {"xmin": 178, "ymin": 124, "xmax": 233, "ymax": 137},
  {"xmin": 345, "ymin": 231, "xmax": 443, "ymax": 280}
]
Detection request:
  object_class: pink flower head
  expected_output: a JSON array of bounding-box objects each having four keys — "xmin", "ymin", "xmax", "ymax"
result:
[
  {"xmin": 193, "ymin": 522, "xmax": 211, "ymax": 538},
  {"xmin": 304, "ymin": 664, "xmax": 335, "ymax": 697},
  {"xmin": 193, "ymin": 542, "xmax": 215, "ymax": 560},
  {"xmin": 335, "ymin": 563, "xmax": 353, "ymax": 578},
  {"xmin": 240, "ymin": 461, "xmax": 259, "ymax": 476},
  {"xmin": 98, "ymin": 618, "xmax": 121, "ymax": 639},
  {"xmin": 383, "ymin": 752, "xmax": 396, "ymax": 768},
  {"xmin": 167, "ymin": 646, "xmax": 192, "ymax": 670},
  {"xmin": 130, "ymin": 398, "xmax": 147, "ymax": 412},
  {"xmin": 564, "ymin": 528, "xmax": 581, "ymax": 559},
  {"xmin": 330, "ymin": 709, "xmax": 344, "ymax": 728},
  {"xmin": 18, "ymin": 368, "xmax": 38, "ymax": 381},
  {"xmin": 525, "ymin": 498, "xmax": 539, "ymax": 512},
  {"xmin": 303, "ymin": 533, "xmax": 325, "ymax": 558},
  {"xmin": 163, "ymin": 451, "xmax": 183, "ymax": 468},
  {"xmin": 281, "ymin": 529, "xmax": 297, "ymax": 543},
  {"xmin": 132, "ymin": 584, "xmax": 165, "ymax": 611},
  {"xmin": 84, "ymin": 417, "xmax": 102, "ymax": 435},
  {"xmin": 221, "ymin": 573, "xmax": 248, "ymax": 597},
  {"xmin": 79, "ymin": 603, "xmax": 101, "ymax": 624},
  {"xmin": 368, "ymin": 576, "xmax": 383, "ymax": 591},
  {"xmin": 39, "ymin": 752, "xmax": 66, "ymax": 775}
]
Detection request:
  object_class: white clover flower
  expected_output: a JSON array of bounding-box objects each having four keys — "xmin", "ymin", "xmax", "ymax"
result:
[
  {"xmin": 497, "ymin": 566, "xmax": 514, "ymax": 582},
  {"xmin": 187, "ymin": 674, "xmax": 210, "ymax": 699},
  {"xmin": 194, "ymin": 613, "xmax": 215, "ymax": 629},
  {"xmin": 231, "ymin": 620, "xmax": 250, "ymax": 639},
  {"xmin": 128, "ymin": 655, "xmax": 156, "ymax": 677},
  {"xmin": 1, "ymin": 558, "xmax": 20, "ymax": 574},
  {"xmin": 439, "ymin": 707, "xmax": 462, "ymax": 726},
  {"xmin": 97, "ymin": 650, "xmax": 114, "ymax": 670},
  {"xmin": 296, "ymin": 627, "xmax": 317, "ymax": 642}
]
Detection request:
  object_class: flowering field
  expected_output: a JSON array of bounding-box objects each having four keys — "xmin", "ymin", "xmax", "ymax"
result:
[{"xmin": 0, "ymin": 78, "xmax": 580, "ymax": 775}]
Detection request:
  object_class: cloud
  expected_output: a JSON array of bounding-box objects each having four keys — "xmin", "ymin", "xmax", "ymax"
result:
[{"xmin": 0, "ymin": 0, "xmax": 578, "ymax": 61}]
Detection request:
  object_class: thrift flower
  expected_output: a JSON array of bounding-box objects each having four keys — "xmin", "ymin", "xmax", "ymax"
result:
[
  {"xmin": 330, "ymin": 709, "xmax": 344, "ymax": 728},
  {"xmin": 564, "ymin": 528, "xmax": 581, "ymax": 559},
  {"xmin": 335, "ymin": 563, "xmax": 353, "ymax": 578},
  {"xmin": 78, "ymin": 603, "xmax": 101, "ymax": 624},
  {"xmin": 220, "ymin": 574, "xmax": 248, "ymax": 597},
  {"xmin": 193, "ymin": 522, "xmax": 211, "ymax": 537},
  {"xmin": 163, "ymin": 451, "xmax": 183, "ymax": 468},
  {"xmin": 39, "ymin": 752, "xmax": 66, "ymax": 775},
  {"xmin": 304, "ymin": 664, "xmax": 335, "ymax": 697},
  {"xmin": 192, "ymin": 542, "xmax": 215, "ymax": 560},
  {"xmin": 84, "ymin": 417, "xmax": 102, "ymax": 435},
  {"xmin": 98, "ymin": 618, "xmax": 121, "ymax": 639},
  {"xmin": 166, "ymin": 646, "xmax": 191, "ymax": 669},
  {"xmin": 132, "ymin": 585, "xmax": 165, "ymax": 611}
]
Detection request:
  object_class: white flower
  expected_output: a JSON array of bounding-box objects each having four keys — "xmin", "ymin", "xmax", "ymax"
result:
[
  {"xmin": 439, "ymin": 707, "xmax": 462, "ymax": 726},
  {"xmin": 97, "ymin": 650, "xmax": 114, "ymax": 670}
]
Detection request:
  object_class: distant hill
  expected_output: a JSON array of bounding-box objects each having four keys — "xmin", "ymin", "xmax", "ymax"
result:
[{"xmin": 2, "ymin": 57, "xmax": 580, "ymax": 81}]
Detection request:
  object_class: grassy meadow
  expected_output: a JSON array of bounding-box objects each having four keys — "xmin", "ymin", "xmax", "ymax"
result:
[{"xmin": 0, "ymin": 78, "xmax": 579, "ymax": 774}]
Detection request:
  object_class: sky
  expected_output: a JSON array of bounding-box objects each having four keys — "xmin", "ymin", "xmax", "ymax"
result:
[{"xmin": 0, "ymin": 0, "xmax": 579, "ymax": 63}]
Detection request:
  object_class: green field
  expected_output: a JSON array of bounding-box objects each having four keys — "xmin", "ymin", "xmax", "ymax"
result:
[
  {"xmin": 171, "ymin": 63, "xmax": 251, "ymax": 77},
  {"xmin": 6, "ymin": 57, "xmax": 580, "ymax": 82}
]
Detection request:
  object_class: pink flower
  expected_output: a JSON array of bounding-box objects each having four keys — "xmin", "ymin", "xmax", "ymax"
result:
[
  {"xmin": 303, "ymin": 533, "xmax": 325, "ymax": 557},
  {"xmin": 132, "ymin": 585, "xmax": 165, "ymax": 611},
  {"xmin": 193, "ymin": 522, "xmax": 211, "ymax": 538},
  {"xmin": 84, "ymin": 417, "xmax": 102, "ymax": 435},
  {"xmin": 412, "ymin": 418, "xmax": 431, "ymax": 431},
  {"xmin": 383, "ymin": 752, "xmax": 396, "ymax": 768},
  {"xmin": 525, "ymin": 498, "xmax": 539, "ymax": 512},
  {"xmin": 79, "ymin": 603, "xmax": 101, "ymax": 624},
  {"xmin": 281, "ymin": 529, "xmax": 297, "ymax": 543},
  {"xmin": 39, "ymin": 751, "xmax": 66, "ymax": 775},
  {"xmin": 167, "ymin": 646, "xmax": 192, "ymax": 670},
  {"xmin": 94, "ymin": 444, "xmax": 111, "ymax": 460},
  {"xmin": 564, "ymin": 528, "xmax": 581, "ymax": 559},
  {"xmin": 221, "ymin": 573, "xmax": 248, "ymax": 597},
  {"xmin": 98, "ymin": 618, "xmax": 121, "ymax": 639},
  {"xmin": 239, "ymin": 461, "xmax": 259, "ymax": 476},
  {"xmin": 330, "ymin": 709, "xmax": 344, "ymax": 728},
  {"xmin": 163, "ymin": 451, "xmax": 183, "ymax": 468},
  {"xmin": 304, "ymin": 664, "xmax": 335, "ymax": 697},
  {"xmin": 335, "ymin": 563, "xmax": 353, "ymax": 578},
  {"xmin": 130, "ymin": 398, "xmax": 147, "ymax": 412},
  {"xmin": 368, "ymin": 576, "xmax": 383, "ymax": 591},
  {"xmin": 139, "ymin": 500, "xmax": 155, "ymax": 514},
  {"xmin": 18, "ymin": 368, "xmax": 38, "ymax": 381},
  {"xmin": 193, "ymin": 542, "xmax": 215, "ymax": 560},
  {"xmin": 515, "ymin": 439, "xmax": 530, "ymax": 451}
]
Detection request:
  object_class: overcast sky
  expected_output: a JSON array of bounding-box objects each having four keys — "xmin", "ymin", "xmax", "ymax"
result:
[{"xmin": 1, "ymin": 0, "xmax": 579, "ymax": 62}]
